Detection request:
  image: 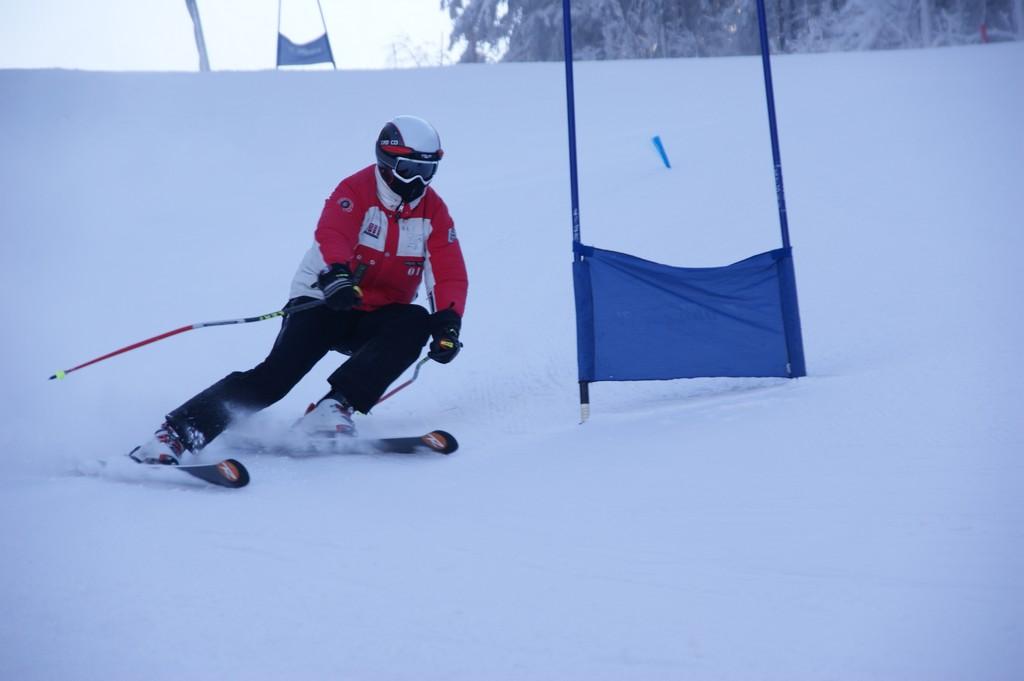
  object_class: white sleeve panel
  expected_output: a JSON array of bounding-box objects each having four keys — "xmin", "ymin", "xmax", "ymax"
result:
[
  {"xmin": 422, "ymin": 219, "xmax": 436, "ymax": 313},
  {"xmin": 288, "ymin": 243, "xmax": 328, "ymax": 300}
]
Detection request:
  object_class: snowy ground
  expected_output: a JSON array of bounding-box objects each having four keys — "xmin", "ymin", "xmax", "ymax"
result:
[{"xmin": 1, "ymin": 43, "xmax": 1022, "ymax": 680}]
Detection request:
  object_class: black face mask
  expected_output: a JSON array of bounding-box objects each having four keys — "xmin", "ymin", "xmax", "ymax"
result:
[
  {"xmin": 394, "ymin": 177, "xmax": 427, "ymax": 203},
  {"xmin": 382, "ymin": 167, "xmax": 427, "ymax": 203}
]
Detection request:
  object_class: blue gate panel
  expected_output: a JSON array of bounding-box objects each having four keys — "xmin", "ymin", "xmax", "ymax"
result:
[{"xmin": 573, "ymin": 244, "xmax": 805, "ymax": 382}]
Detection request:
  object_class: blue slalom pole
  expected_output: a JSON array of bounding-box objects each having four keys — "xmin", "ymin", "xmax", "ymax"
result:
[
  {"xmin": 652, "ymin": 135, "xmax": 671, "ymax": 168},
  {"xmin": 754, "ymin": 0, "xmax": 791, "ymax": 250},
  {"xmin": 755, "ymin": 0, "xmax": 806, "ymax": 377},
  {"xmin": 562, "ymin": 0, "xmax": 582, "ymax": 254},
  {"xmin": 561, "ymin": 0, "xmax": 590, "ymax": 420}
]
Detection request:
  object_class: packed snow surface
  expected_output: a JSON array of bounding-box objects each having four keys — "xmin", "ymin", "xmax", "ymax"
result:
[{"xmin": 1, "ymin": 43, "xmax": 1022, "ymax": 680}]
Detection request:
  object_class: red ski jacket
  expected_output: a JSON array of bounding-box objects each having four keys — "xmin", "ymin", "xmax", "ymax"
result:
[{"xmin": 290, "ymin": 165, "xmax": 467, "ymax": 317}]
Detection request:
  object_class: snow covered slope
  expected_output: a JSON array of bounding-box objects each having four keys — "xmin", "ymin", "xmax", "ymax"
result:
[{"xmin": 1, "ymin": 43, "xmax": 1022, "ymax": 680}]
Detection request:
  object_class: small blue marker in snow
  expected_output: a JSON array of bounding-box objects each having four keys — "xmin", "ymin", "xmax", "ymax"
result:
[{"xmin": 652, "ymin": 135, "xmax": 671, "ymax": 169}]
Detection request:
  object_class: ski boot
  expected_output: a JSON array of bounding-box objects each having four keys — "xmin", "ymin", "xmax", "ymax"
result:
[
  {"xmin": 296, "ymin": 397, "xmax": 357, "ymax": 440},
  {"xmin": 129, "ymin": 421, "xmax": 191, "ymax": 465}
]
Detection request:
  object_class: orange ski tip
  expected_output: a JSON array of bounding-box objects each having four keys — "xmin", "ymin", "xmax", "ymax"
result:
[
  {"xmin": 422, "ymin": 432, "xmax": 447, "ymax": 450},
  {"xmin": 217, "ymin": 461, "xmax": 241, "ymax": 482}
]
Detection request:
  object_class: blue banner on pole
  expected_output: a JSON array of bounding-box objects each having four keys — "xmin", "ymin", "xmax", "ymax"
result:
[
  {"xmin": 573, "ymin": 244, "xmax": 805, "ymax": 382},
  {"xmin": 277, "ymin": 33, "xmax": 334, "ymax": 66}
]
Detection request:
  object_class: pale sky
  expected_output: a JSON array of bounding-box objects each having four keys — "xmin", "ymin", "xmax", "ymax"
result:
[{"xmin": 0, "ymin": 0, "xmax": 457, "ymax": 70}]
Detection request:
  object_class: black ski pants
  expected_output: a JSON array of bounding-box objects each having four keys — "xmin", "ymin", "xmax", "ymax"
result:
[{"xmin": 167, "ymin": 299, "xmax": 432, "ymax": 448}]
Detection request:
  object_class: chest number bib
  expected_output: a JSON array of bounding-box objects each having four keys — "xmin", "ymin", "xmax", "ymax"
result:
[{"xmin": 396, "ymin": 217, "xmax": 427, "ymax": 257}]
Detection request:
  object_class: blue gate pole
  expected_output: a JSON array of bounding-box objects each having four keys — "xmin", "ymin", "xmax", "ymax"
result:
[
  {"xmin": 561, "ymin": 0, "xmax": 590, "ymax": 421},
  {"xmin": 754, "ymin": 0, "xmax": 791, "ymax": 249},
  {"xmin": 314, "ymin": 0, "xmax": 337, "ymax": 69},
  {"xmin": 563, "ymin": 0, "xmax": 582, "ymax": 253},
  {"xmin": 755, "ymin": 0, "xmax": 806, "ymax": 377},
  {"xmin": 275, "ymin": 0, "xmax": 283, "ymax": 69}
]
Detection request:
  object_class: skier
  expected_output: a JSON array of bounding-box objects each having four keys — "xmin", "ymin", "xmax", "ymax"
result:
[{"xmin": 130, "ymin": 115, "xmax": 467, "ymax": 464}]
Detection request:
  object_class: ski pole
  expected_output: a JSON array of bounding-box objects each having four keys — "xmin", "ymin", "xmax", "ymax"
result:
[
  {"xmin": 49, "ymin": 299, "xmax": 324, "ymax": 381},
  {"xmin": 375, "ymin": 357, "xmax": 431, "ymax": 406}
]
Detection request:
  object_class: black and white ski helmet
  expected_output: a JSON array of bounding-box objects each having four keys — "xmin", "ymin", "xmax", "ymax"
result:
[{"xmin": 375, "ymin": 115, "xmax": 443, "ymax": 203}]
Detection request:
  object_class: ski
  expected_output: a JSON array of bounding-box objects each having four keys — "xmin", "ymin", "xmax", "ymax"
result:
[
  {"xmin": 126, "ymin": 456, "xmax": 250, "ymax": 488},
  {"xmin": 79, "ymin": 455, "xmax": 251, "ymax": 489},
  {"xmin": 167, "ymin": 458, "xmax": 250, "ymax": 488},
  {"xmin": 368, "ymin": 430, "xmax": 458, "ymax": 455},
  {"xmin": 122, "ymin": 437, "xmax": 250, "ymax": 488},
  {"xmin": 224, "ymin": 429, "xmax": 459, "ymax": 457}
]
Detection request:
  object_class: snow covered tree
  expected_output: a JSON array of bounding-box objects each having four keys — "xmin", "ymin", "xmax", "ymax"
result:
[
  {"xmin": 440, "ymin": 0, "xmax": 758, "ymax": 60},
  {"xmin": 440, "ymin": 0, "xmax": 1022, "ymax": 62},
  {"xmin": 442, "ymin": 0, "xmax": 510, "ymax": 62}
]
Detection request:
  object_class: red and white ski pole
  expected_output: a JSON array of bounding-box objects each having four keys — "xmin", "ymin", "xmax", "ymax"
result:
[
  {"xmin": 50, "ymin": 264, "xmax": 374, "ymax": 381},
  {"xmin": 48, "ymin": 299, "xmax": 324, "ymax": 381}
]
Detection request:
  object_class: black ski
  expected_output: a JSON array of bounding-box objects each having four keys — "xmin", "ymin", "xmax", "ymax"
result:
[
  {"xmin": 224, "ymin": 429, "xmax": 459, "ymax": 457},
  {"xmin": 170, "ymin": 458, "xmax": 251, "ymax": 488},
  {"xmin": 369, "ymin": 430, "xmax": 458, "ymax": 455},
  {"xmin": 127, "ymin": 455, "xmax": 251, "ymax": 488},
  {"xmin": 83, "ymin": 454, "xmax": 251, "ymax": 489}
]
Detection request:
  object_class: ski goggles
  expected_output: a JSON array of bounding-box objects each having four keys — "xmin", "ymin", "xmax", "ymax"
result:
[{"xmin": 390, "ymin": 157, "xmax": 439, "ymax": 184}]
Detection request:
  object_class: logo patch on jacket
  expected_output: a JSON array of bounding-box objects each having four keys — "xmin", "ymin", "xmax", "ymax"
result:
[
  {"xmin": 358, "ymin": 208, "xmax": 389, "ymax": 249},
  {"xmin": 338, "ymin": 197, "xmax": 354, "ymax": 212},
  {"xmin": 448, "ymin": 227, "xmax": 458, "ymax": 243}
]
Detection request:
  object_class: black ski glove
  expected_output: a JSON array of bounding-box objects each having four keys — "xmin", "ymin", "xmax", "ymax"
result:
[
  {"xmin": 428, "ymin": 308, "xmax": 462, "ymax": 364},
  {"xmin": 317, "ymin": 263, "xmax": 363, "ymax": 311}
]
